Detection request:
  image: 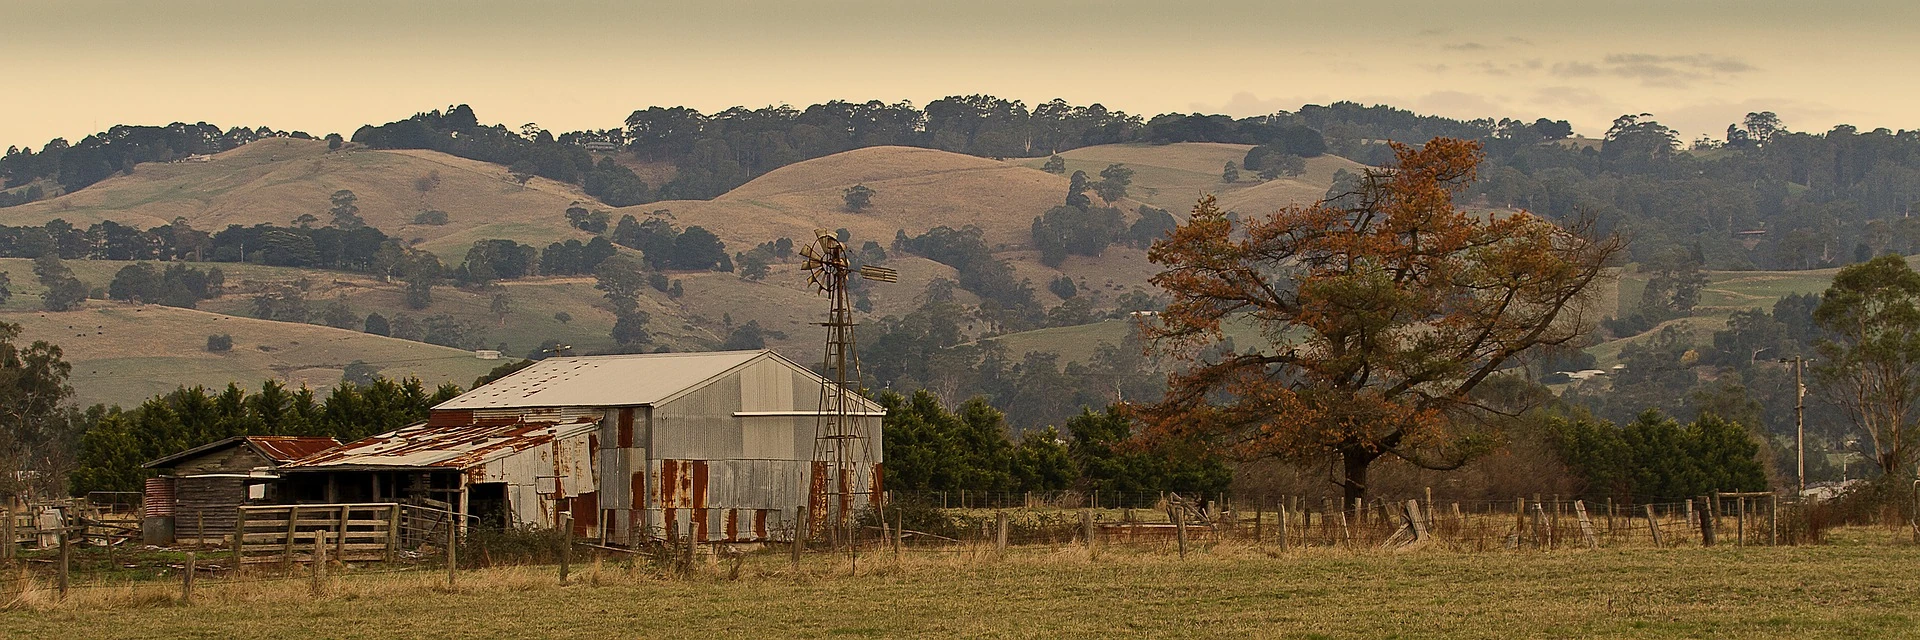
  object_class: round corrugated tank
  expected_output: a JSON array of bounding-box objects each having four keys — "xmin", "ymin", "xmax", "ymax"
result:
[{"xmin": 143, "ymin": 477, "xmax": 175, "ymax": 518}]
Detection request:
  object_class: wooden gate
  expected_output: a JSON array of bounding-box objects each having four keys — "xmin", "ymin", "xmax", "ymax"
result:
[{"xmin": 234, "ymin": 503, "xmax": 402, "ymax": 564}]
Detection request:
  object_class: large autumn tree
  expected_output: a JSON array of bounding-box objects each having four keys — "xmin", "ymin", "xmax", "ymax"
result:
[{"xmin": 1138, "ymin": 138, "xmax": 1624, "ymax": 503}]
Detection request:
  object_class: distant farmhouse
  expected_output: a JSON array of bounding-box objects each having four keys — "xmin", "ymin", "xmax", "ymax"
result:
[{"xmin": 141, "ymin": 350, "xmax": 883, "ymax": 546}]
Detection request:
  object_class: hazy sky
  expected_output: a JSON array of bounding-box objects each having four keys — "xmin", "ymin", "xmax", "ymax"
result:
[{"xmin": 4, "ymin": 0, "xmax": 1917, "ymax": 147}]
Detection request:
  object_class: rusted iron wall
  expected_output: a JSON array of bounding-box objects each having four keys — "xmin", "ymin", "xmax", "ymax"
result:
[
  {"xmin": 557, "ymin": 354, "xmax": 887, "ymax": 545},
  {"xmin": 467, "ymin": 424, "xmax": 598, "ymax": 529}
]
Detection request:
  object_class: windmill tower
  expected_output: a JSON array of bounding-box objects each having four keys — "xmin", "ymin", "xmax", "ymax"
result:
[{"xmin": 799, "ymin": 229, "xmax": 896, "ymax": 547}]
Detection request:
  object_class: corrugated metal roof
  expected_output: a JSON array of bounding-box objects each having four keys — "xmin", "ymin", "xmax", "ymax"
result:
[
  {"xmin": 283, "ymin": 416, "xmax": 599, "ymax": 470},
  {"xmin": 142, "ymin": 435, "xmax": 343, "ymax": 469},
  {"xmin": 433, "ymin": 350, "xmax": 769, "ymax": 410},
  {"xmin": 246, "ymin": 436, "xmax": 344, "ymax": 463}
]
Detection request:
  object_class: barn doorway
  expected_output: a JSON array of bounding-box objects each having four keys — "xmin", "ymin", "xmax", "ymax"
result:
[{"xmin": 467, "ymin": 482, "xmax": 509, "ymax": 529}]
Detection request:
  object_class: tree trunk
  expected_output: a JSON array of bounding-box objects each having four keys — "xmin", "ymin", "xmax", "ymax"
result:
[{"xmin": 1341, "ymin": 448, "xmax": 1380, "ymax": 506}]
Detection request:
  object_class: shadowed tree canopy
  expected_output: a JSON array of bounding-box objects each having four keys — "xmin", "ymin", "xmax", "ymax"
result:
[
  {"xmin": 1813, "ymin": 254, "xmax": 1920, "ymax": 476},
  {"xmin": 1137, "ymin": 138, "xmax": 1624, "ymax": 503}
]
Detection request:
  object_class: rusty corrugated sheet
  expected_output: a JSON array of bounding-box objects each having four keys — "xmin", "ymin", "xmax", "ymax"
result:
[
  {"xmin": 244, "ymin": 436, "xmax": 342, "ymax": 463},
  {"xmin": 617, "ymin": 408, "xmax": 634, "ymax": 448},
  {"xmin": 142, "ymin": 477, "xmax": 174, "ymax": 518},
  {"xmin": 286, "ymin": 416, "xmax": 598, "ymax": 470}
]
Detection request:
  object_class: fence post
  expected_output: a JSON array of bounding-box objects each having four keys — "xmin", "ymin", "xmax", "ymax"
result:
[
  {"xmin": 1277, "ymin": 503, "xmax": 1289, "ymax": 551},
  {"xmin": 1337, "ymin": 505, "xmax": 1351, "ymax": 547},
  {"xmin": 1254, "ymin": 503, "xmax": 1263, "ymax": 544},
  {"xmin": 1645, "ymin": 504, "xmax": 1664, "ymax": 548},
  {"xmin": 1405, "ymin": 500, "xmax": 1429, "ymax": 542},
  {"xmin": 232, "ymin": 507, "xmax": 245, "ymax": 570},
  {"xmin": 792, "ymin": 506, "xmax": 807, "ymax": 568},
  {"xmin": 995, "ymin": 512, "xmax": 1008, "ymax": 554},
  {"xmin": 1770, "ymin": 494, "xmax": 1779, "ymax": 546},
  {"xmin": 57, "ymin": 525, "xmax": 70, "ymax": 600},
  {"xmin": 1572, "ymin": 501, "xmax": 1598, "ymax": 550},
  {"xmin": 2, "ymin": 508, "xmax": 12, "ymax": 560},
  {"xmin": 1082, "ymin": 510, "xmax": 1095, "ymax": 558},
  {"xmin": 446, "ymin": 515, "xmax": 457, "ymax": 588},
  {"xmin": 1514, "ymin": 498, "xmax": 1526, "ymax": 542},
  {"xmin": 182, "ymin": 551, "xmax": 195, "ymax": 605},
  {"xmin": 1530, "ymin": 503, "xmax": 1549, "ymax": 550},
  {"xmin": 387, "ymin": 505, "xmax": 400, "ymax": 562},
  {"xmin": 560, "ymin": 512, "xmax": 572, "ymax": 585},
  {"xmin": 894, "ymin": 508, "xmax": 903, "ymax": 555},
  {"xmin": 1735, "ymin": 495, "xmax": 1747, "ymax": 546},
  {"xmin": 1699, "ymin": 497, "xmax": 1716, "ymax": 547},
  {"xmin": 311, "ymin": 530, "xmax": 326, "ymax": 598},
  {"xmin": 1175, "ymin": 511, "xmax": 1188, "ymax": 559},
  {"xmin": 283, "ymin": 506, "xmax": 300, "ymax": 570}
]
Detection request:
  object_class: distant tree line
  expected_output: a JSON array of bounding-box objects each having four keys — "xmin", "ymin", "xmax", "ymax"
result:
[
  {"xmin": 69, "ymin": 378, "xmax": 463, "ymax": 494},
  {"xmin": 1, "ymin": 123, "xmax": 305, "ymax": 204},
  {"xmin": 346, "ymin": 99, "xmax": 1327, "ymax": 202},
  {"xmin": 13, "ymin": 100, "xmax": 1920, "ymax": 275},
  {"xmin": 879, "ymin": 390, "xmax": 1230, "ymax": 496}
]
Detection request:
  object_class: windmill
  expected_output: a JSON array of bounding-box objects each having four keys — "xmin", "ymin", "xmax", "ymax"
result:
[{"xmin": 799, "ymin": 229, "xmax": 896, "ymax": 547}]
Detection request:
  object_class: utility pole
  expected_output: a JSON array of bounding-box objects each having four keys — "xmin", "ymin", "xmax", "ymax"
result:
[
  {"xmin": 1782, "ymin": 356, "xmax": 1808, "ymax": 494},
  {"xmin": 1794, "ymin": 356, "xmax": 1807, "ymax": 495}
]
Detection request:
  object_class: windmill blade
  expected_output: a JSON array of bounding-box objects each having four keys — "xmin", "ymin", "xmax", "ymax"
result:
[{"xmin": 857, "ymin": 265, "xmax": 898, "ymax": 283}]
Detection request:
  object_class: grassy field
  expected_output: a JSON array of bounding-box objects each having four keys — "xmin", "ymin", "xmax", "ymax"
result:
[{"xmin": 3, "ymin": 540, "xmax": 1916, "ymax": 638}]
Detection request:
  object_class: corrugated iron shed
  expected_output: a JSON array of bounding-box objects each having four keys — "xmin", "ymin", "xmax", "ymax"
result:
[
  {"xmin": 434, "ymin": 350, "xmax": 764, "ymax": 410},
  {"xmin": 284, "ymin": 416, "xmax": 599, "ymax": 471}
]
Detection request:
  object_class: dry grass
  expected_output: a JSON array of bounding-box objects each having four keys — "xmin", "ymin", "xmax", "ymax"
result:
[
  {"xmin": 0, "ymin": 138, "xmax": 592, "ymax": 258},
  {"xmin": 0, "ymin": 303, "xmax": 497, "ymax": 407},
  {"xmin": 3, "ymin": 537, "xmax": 1916, "ymax": 638},
  {"xmin": 632, "ymin": 146, "xmax": 1071, "ymax": 250}
]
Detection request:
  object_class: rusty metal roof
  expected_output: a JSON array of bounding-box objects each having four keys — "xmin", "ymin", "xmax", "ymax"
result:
[
  {"xmin": 247, "ymin": 436, "xmax": 345, "ymax": 463},
  {"xmin": 283, "ymin": 416, "xmax": 599, "ymax": 471},
  {"xmin": 434, "ymin": 350, "xmax": 772, "ymax": 411},
  {"xmin": 142, "ymin": 436, "xmax": 343, "ymax": 469}
]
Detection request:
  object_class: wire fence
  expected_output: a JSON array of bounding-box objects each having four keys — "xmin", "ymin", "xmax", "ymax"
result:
[{"xmin": 3, "ymin": 487, "xmax": 1911, "ymax": 610}]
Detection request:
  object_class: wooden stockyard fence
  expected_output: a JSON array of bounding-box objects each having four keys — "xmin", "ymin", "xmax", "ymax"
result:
[{"xmin": 232, "ymin": 503, "xmax": 457, "ymax": 565}]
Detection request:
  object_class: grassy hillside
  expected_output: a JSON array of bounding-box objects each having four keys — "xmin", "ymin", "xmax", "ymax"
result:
[
  {"xmin": 1016, "ymin": 142, "xmax": 1365, "ymax": 216},
  {"xmin": 0, "ymin": 303, "xmax": 498, "ymax": 408},
  {"xmin": 0, "ymin": 138, "xmax": 594, "ymax": 257},
  {"xmin": 631, "ymin": 146, "xmax": 1078, "ymax": 250},
  {"xmin": 0, "ymin": 141, "xmax": 1357, "ymax": 404}
]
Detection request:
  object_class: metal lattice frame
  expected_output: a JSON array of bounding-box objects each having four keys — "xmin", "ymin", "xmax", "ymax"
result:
[{"xmin": 800, "ymin": 230, "xmax": 891, "ymax": 547}]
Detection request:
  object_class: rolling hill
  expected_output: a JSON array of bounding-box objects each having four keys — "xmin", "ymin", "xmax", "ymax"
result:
[
  {"xmin": 0, "ymin": 303, "xmax": 499, "ymax": 408},
  {"xmin": 1016, "ymin": 142, "xmax": 1369, "ymax": 216},
  {"xmin": 0, "ymin": 139, "xmax": 1365, "ymax": 407},
  {"xmin": 0, "ymin": 138, "xmax": 595, "ymax": 258}
]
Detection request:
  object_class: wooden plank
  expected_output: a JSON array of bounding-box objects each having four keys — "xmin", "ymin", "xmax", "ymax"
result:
[{"xmin": 1572, "ymin": 500, "xmax": 1598, "ymax": 550}]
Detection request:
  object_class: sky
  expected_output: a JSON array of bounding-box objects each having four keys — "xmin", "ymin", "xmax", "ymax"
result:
[{"xmin": 3, "ymin": 0, "xmax": 1918, "ymax": 148}]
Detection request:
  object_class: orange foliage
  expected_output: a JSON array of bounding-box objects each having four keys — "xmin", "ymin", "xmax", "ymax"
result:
[{"xmin": 1137, "ymin": 138, "xmax": 1623, "ymax": 501}]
